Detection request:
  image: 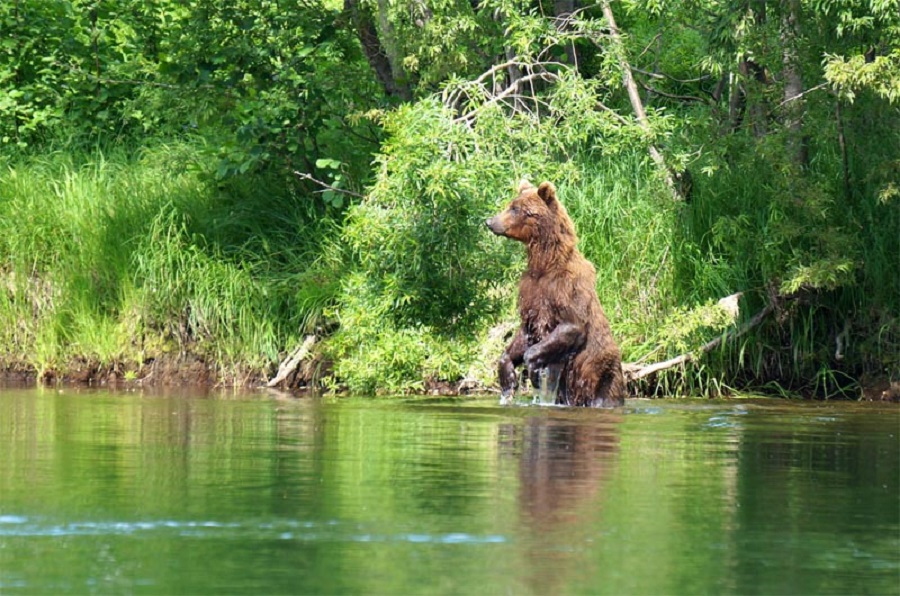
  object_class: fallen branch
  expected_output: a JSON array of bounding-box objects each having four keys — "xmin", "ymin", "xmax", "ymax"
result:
[
  {"xmin": 267, "ymin": 335, "xmax": 317, "ymax": 388},
  {"xmin": 624, "ymin": 295, "xmax": 775, "ymax": 382}
]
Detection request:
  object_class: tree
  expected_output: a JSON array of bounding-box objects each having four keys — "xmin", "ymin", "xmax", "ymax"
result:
[{"xmin": 344, "ymin": 0, "xmax": 412, "ymax": 100}]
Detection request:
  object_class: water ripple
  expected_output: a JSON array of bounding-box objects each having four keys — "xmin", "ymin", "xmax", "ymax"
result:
[{"xmin": 0, "ymin": 516, "xmax": 507, "ymax": 544}]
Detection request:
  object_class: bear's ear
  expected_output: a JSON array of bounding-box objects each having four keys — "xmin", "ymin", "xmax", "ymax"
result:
[
  {"xmin": 517, "ymin": 179, "xmax": 533, "ymax": 193},
  {"xmin": 537, "ymin": 181, "xmax": 557, "ymax": 205}
]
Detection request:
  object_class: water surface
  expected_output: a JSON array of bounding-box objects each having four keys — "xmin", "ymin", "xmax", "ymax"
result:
[{"xmin": 1, "ymin": 388, "xmax": 897, "ymax": 594}]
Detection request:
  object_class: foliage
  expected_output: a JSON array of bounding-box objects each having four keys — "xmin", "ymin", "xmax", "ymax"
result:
[
  {"xmin": 0, "ymin": 0, "xmax": 898, "ymax": 395},
  {"xmin": 0, "ymin": 141, "xmax": 342, "ymax": 376},
  {"xmin": 0, "ymin": 0, "xmax": 383, "ymax": 199},
  {"xmin": 326, "ymin": 54, "xmax": 667, "ymax": 391},
  {"xmin": 818, "ymin": 0, "xmax": 900, "ymax": 103},
  {"xmin": 655, "ymin": 300, "xmax": 740, "ymax": 354}
]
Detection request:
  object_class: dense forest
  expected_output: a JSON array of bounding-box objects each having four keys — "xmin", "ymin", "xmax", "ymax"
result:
[{"xmin": 0, "ymin": 0, "xmax": 897, "ymax": 398}]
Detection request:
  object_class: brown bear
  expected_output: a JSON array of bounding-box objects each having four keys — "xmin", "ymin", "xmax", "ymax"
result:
[{"xmin": 486, "ymin": 180, "xmax": 625, "ymax": 408}]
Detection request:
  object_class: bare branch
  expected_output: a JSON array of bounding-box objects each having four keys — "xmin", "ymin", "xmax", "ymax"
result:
[
  {"xmin": 636, "ymin": 79, "xmax": 709, "ymax": 103},
  {"xmin": 293, "ymin": 171, "xmax": 366, "ymax": 199},
  {"xmin": 453, "ymin": 71, "xmax": 560, "ymax": 124},
  {"xmin": 468, "ymin": 59, "xmax": 567, "ymax": 87},
  {"xmin": 600, "ymin": 1, "xmax": 686, "ymax": 201},
  {"xmin": 624, "ymin": 299, "xmax": 776, "ymax": 382},
  {"xmin": 595, "ymin": 100, "xmax": 631, "ymax": 126},
  {"xmin": 635, "ymin": 33, "xmax": 662, "ymax": 61},
  {"xmin": 267, "ymin": 335, "xmax": 317, "ymax": 388},
  {"xmin": 631, "ymin": 66, "xmax": 711, "ymax": 85},
  {"xmin": 443, "ymin": 56, "xmax": 569, "ymax": 113},
  {"xmin": 771, "ymin": 82, "xmax": 829, "ymax": 111}
]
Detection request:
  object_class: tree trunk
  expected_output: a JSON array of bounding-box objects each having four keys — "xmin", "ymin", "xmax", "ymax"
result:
[
  {"xmin": 741, "ymin": 58, "xmax": 769, "ymax": 137},
  {"xmin": 835, "ymin": 98, "xmax": 851, "ymax": 201},
  {"xmin": 731, "ymin": 3, "xmax": 768, "ymax": 136},
  {"xmin": 781, "ymin": 0, "xmax": 807, "ymax": 168},
  {"xmin": 375, "ymin": 0, "xmax": 411, "ymax": 96},
  {"xmin": 747, "ymin": 1, "xmax": 769, "ymax": 136},
  {"xmin": 13, "ymin": 0, "xmax": 21, "ymax": 143},
  {"xmin": 344, "ymin": 0, "xmax": 412, "ymax": 100},
  {"xmin": 504, "ymin": 47, "xmax": 527, "ymax": 113},
  {"xmin": 727, "ymin": 71, "xmax": 746, "ymax": 132},
  {"xmin": 492, "ymin": 6, "xmax": 525, "ymax": 113},
  {"xmin": 600, "ymin": 1, "xmax": 686, "ymax": 201},
  {"xmin": 554, "ymin": 0, "xmax": 579, "ymax": 68}
]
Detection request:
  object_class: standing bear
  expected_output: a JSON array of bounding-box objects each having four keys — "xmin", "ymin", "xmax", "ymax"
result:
[{"xmin": 486, "ymin": 180, "xmax": 625, "ymax": 408}]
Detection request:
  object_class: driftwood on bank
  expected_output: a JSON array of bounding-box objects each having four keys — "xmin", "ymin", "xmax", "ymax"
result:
[
  {"xmin": 623, "ymin": 293, "xmax": 777, "ymax": 382},
  {"xmin": 267, "ymin": 335, "xmax": 317, "ymax": 388}
]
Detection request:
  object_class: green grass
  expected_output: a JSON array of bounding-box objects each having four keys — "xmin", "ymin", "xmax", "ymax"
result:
[{"xmin": 0, "ymin": 140, "xmax": 342, "ymax": 380}]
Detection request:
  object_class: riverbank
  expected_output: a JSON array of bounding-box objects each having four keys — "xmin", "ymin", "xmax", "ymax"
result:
[
  {"xmin": 0, "ymin": 354, "xmax": 233, "ymax": 388},
  {"xmin": 3, "ymin": 353, "xmax": 897, "ymax": 403},
  {"xmin": 1, "ymin": 141, "xmax": 897, "ymax": 401}
]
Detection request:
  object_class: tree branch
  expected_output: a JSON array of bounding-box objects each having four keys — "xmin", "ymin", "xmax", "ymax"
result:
[
  {"xmin": 635, "ymin": 33, "xmax": 662, "ymax": 61},
  {"xmin": 623, "ymin": 298, "xmax": 776, "ymax": 382},
  {"xmin": 453, "ymin": 71, "xmax": 560, "ymax": 123},
  {"xmin": 636, "ymin": 78, "xmax": 709, "ymax": 103},
  {"xmin": 771, "ymin": 82, "xmax": 829, "ymax": 112},
  {"xmin": 293, "ymin": 171, "xmax": 366, "ymax": 199},
  {"xmin": 631, "ymin": 65, "xmax": 711, "ymax": 85},
  {"xmin": 595, "ymin": 100, "xmax": 631, "ymax": 126},
  {"xmin": 267, "ymin": 335, "xmax": 317, "ymax": 388},
  {"xmin": 599, "ymin": 1, "xmax": 687, "ymax": 201}
]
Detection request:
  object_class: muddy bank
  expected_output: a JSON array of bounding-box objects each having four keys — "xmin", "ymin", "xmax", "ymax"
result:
[
  {"xmin": 0, "ymin": 354, "xmax": 266, "ymax": 390},
  {"xmin": 1, "ymin": 355, "xmax": 896, "ymax": 402},
  {"xmin": 0, "ymin": 353, "xmax": 900, "ymax": 403}
]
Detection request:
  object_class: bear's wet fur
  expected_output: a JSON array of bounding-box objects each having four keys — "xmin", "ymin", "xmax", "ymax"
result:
[{"xmin": 486, "ymin": 180, "xmax": 625, "ymax": 407}]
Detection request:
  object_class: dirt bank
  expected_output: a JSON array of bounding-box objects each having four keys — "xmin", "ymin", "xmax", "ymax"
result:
[
  {"xmin": 0, "ymin": 354, "xmax": 264, "ymax": 389},
  {"xmin": 2, "ymin": 355, "xmax": 896, "ymax": 402}
]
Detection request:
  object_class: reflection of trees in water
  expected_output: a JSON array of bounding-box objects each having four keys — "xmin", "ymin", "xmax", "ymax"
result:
[
  {"xmin": 728, "ymin": 413, "xmax": 900, "ymax": 594},
  {"xmin": 499, "ymin": 413, "xmax": 622, "ymax": 593}
]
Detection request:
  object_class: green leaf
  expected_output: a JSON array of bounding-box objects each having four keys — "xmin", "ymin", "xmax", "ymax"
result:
[{"xmin": 315, "ymin": 158, "xmax": 342, "ymax": 170}]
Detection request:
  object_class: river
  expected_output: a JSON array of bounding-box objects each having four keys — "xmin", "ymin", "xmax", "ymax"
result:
[{"xmin": 1, "ymin": 387, "xmax": 897, "ymax": 594}]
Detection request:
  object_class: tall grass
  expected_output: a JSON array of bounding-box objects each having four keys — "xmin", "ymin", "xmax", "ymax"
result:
[
  {"xmin": 0, "ymin": 140, "xmax": 342, "ymax": 379},
  {"xmin": 1, "ymin": 116, "xmax": 894, "ymax": 395},
  {"xmin": 559, "ymin": 157, "xmax": 679, "ymax": 355}
]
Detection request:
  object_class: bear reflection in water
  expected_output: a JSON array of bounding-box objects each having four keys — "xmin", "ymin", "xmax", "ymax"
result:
[{"xmin": 499, "ymin": 414, "xmax": 621, "ymax": 591}]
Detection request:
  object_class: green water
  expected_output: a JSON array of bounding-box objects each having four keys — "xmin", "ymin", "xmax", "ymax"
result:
[{"xmin": 0, "ymin": 389, "xmax": 897, "ymax": 595}]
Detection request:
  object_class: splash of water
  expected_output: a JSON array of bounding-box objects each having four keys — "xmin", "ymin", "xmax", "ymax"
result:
[{"xmin": 533, "ymin": 366, "xmax": 562, "ymax": 405}]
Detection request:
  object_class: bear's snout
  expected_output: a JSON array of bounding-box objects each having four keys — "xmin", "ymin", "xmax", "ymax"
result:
[{"xmin": 485, "ymin": 216, "xmax": 504, "ymax": 236}]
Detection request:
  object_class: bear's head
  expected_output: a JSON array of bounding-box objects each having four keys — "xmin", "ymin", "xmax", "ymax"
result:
[{"xmin": 486, "ymin": 180, "xmax": 571, "ymax": 244}]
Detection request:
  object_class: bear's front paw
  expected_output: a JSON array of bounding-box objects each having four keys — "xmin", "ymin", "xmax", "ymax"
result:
[{"xmin": 523, "ymin": 346, "xmax": 544, "ymax": 369}]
